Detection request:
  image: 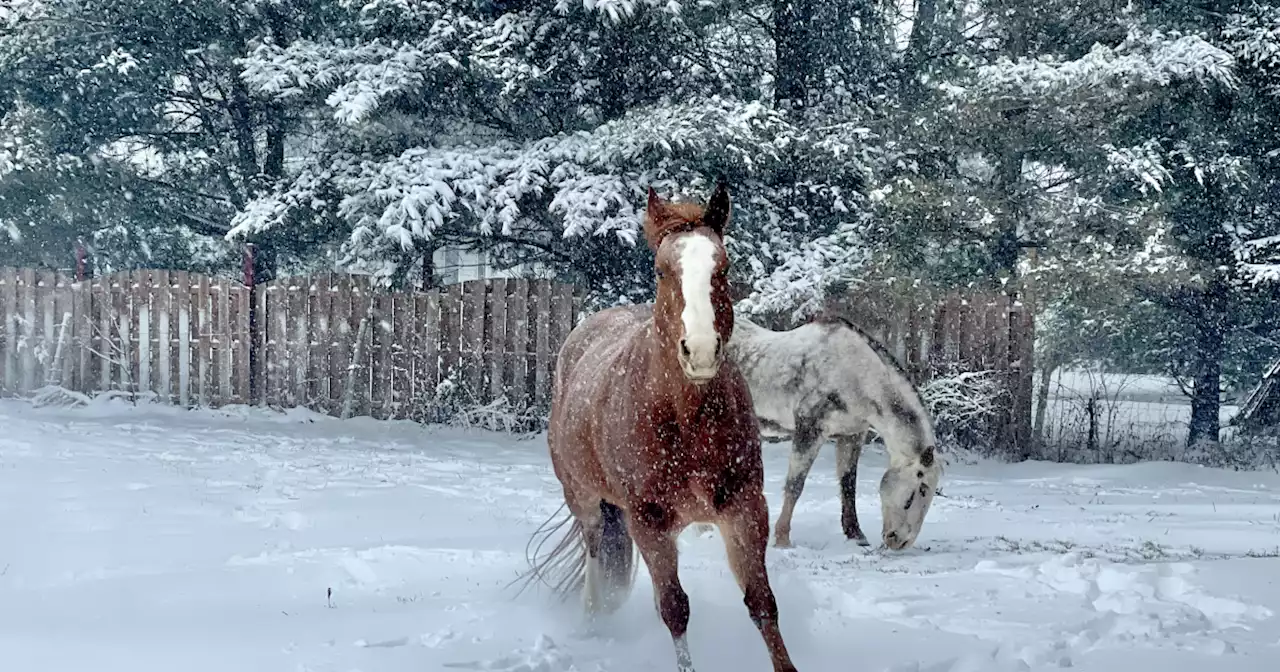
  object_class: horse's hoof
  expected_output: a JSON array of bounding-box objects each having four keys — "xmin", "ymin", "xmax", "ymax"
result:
[{"xmin": 844, "ymin": 527, "xmax": 869, "ymax": 546}]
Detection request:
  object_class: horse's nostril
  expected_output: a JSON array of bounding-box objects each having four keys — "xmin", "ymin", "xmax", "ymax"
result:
[
  {"xmin": 680, "ymin": 339, "xmax": 691, "ymax": 358},
  {"xmin": 886, "ymin": 531, "xmax": 899, "ymax": 540},
  {"xmin": 714, "ymin": 337, "xmax": 722, "ymax": 358}
]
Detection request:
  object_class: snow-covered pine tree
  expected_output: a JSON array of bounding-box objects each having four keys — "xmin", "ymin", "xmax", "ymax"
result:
[
  {"xmin": 227, "ymin": 0, "xmax": 876, "ymax": 305},
  {"xmin": 853, "ymin": 0, "xmax": 1280, "ymax": 452},
  {"xmin": 0, "ymin": 0, "xmax": 336, "ymax": 276}
]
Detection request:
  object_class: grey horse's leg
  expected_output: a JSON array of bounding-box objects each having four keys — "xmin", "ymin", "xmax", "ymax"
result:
[
  {"xmin": 834, "ymin": 432, "xmax": 870, "ymax": 546},
  {"xmin": 773, "ymin": 419, "xmax": 824, "ymax": 548}
]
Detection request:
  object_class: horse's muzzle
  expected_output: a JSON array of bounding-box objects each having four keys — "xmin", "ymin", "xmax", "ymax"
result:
[
  {"xmin": 678, "ymin": 334, "xmax": 723, "ymax": 384},
  {"xmin": 883, "ymin": 528, "xmax": 914, "ymax": 551}
]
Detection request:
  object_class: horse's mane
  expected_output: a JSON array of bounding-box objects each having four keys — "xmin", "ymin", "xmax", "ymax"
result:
[{"xmin": 643, "ymin": 202, "xmax": 708, "ymax": 250}]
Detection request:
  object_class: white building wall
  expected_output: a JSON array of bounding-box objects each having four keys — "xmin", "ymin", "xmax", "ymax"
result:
[{"xmin": 432, "ymin": 246, "xmax": 550, "ymax": 285}]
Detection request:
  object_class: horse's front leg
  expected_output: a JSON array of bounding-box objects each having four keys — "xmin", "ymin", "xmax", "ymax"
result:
[
  {"xmin": 630, "ymin": 509, "xmax": 695, "ymax": 672},
  {"xmin": 834, "ymin": 433, "xmax": 870, "ymax": 546},
  {"xmin": 774, "ymin": 422, "xmax": 823, "ymax": 548},
  {"xmin": 721, "ymin": 492, "xmax": 799, "ymax": 672}
]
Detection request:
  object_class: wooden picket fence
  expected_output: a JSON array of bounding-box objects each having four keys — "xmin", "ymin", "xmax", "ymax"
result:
[
  {"xmin": 0, "ymin": 267, "xmax": 1034, "ymax": 442},
  {"xmin": 252, "ymin": 274, "xmax": 579, "ymax": 418},
  {"xmin": 828, "ymin": 289, "xmax": 1034, "ymax": 384},
  {"xmin": 0, "ymin": 268, "xmax": 580, "ymax": 419}
]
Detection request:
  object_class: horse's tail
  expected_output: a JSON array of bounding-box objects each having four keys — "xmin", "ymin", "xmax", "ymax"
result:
[
  {"xmin": 509, "ymin": 500, "xmax": 637, "ymax": 611},
  {"xmin": 510, "ymin": 502, "xmax": 586, "ymax": 600}
]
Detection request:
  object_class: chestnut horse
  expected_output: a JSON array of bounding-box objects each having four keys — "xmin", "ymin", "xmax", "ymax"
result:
[{"xmin": 519, "ymin": 183, "xmax": 798, "ymax": 672}]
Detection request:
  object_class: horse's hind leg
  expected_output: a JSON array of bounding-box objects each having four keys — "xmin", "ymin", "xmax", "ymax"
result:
[
  {"xmin": 721, "ymin": 494, "xmax": 799, "ymax": 672},
  {"xmin": 773, "ymin": 422, "xmax": 824, "ymax": 548},
  {"xmin": 835, "ymin": 432, "xmax": 870, "ymax": 546},
  {"xmin": 594, "ymin": 500, "xmax": 635, "ymax": 613}
]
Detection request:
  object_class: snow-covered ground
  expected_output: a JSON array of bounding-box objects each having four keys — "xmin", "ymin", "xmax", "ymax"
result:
[{"xmin": 2, "ymin": 399, "xmax": 1280, "ymax": 672}]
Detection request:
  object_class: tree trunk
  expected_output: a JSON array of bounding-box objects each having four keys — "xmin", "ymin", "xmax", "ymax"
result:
[
  {"xmin": 899, "ymin": 0, "xmax": 938, "ymax": 104},
  {"xmin": 992, "ymin": 113, "xmax": 1030, "ymax": 460},
  {"xmin": 421, "ymin": 245, "xmax": 437, "ymax": 291},
  {"xmin": 1085, "ymin": 395, "xmax": 1099, "ymax": 457},
  {"xmin": 774, "ymin": 0, "xmax": 811, "ymax": 114},
  {"xmin": 250, "ymin": 242, "xmax": 278, "ymax": 285},
  {"xmin": 1032, "ymin": 355, "xmax": 1057, "ymax": 449},
  {"xmin": 263, "ymin": 102, "xmax": 287, "ymax": 180},
  {"xmin": 1187, "ymin": 319, "xmax": 1224, "ymax": 449}
]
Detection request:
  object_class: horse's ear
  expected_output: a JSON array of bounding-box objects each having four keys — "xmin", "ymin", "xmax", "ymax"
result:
[
  {"xmin": 647, "ymin": 186, "xmax": 663, "ymax": 215},
  {"xmin": 703, "ymin": 179, "xmax": 731, "ymax": 236},
  {"xmin": 644, "ymin": 186, "xmax": 666, "ymax": 251}
]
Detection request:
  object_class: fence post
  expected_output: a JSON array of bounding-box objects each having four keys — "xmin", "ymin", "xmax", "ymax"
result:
[{"xmin": 243, "ymin": 244, "xmax": 260, "ymax": 405}]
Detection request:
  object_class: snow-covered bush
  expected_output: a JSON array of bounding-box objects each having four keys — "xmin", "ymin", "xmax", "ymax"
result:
[{"xmin": 919, "ymin": 368, "xmax": 1009, "ymax": 451}]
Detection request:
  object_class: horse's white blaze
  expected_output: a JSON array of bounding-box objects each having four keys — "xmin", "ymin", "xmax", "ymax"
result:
[{"xmin": 677, "ymin": 234, "xmax": 720, "ymax": 375}]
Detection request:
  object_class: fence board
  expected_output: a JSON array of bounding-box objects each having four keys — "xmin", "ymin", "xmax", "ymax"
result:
[
  {"xmin": 153, "ymin": 271, "xmax": 170, "ymax": 402},
  {"xmin": 111, "ymin": 273, "xmax": 127, "ymax": 393},
  {"xmin": 409, "ymin": 294, "xmax": 428, "ymax": 412},
  {"xmin": 35, "ymin": 270, "xmax": 55, "ymax": 388},
  {"xmin": 488, "ymin": 279, "xmax": 508, "ymax": 401},
  {"xmin": 283, "ymin": 278, "xmax": 304, "ymax": 406},
  {"xmin": 143, "ymin": 271, "xmax": 160, "ymax": 399},
  {"xmin": 207, "ymin": 278, "xmax": 220, "ymax": 402},
  {"xmin": 304, "ymin": 275, "xmax": 325, "ymax": 411},
  {"xmin": 533, "ymin": 281, "xmax": 552, "ymax": 407},
  {"xmin": 132, "ymin": 271, "xmax": 148, "ymax": 396},
  {"xmin": 18, "ymin": 269, "xmax": 36, "ymax": 393},
  {"xmin": 462, "ymin": 280, "xmax": 486, "ymax": 400},
  {"xmin": 265, "ymin": 282, "xmax": 285, "ymax": 407},
  {"xmin": 422, "ymin": 291, "xmax": 441, "ymax": 403},
  {"xmin": 507, "ymin": 279, "xmax": 530, "ymax": 402},
  {"xmin": 349, "ymin": 281, "xmax": 371, "ymax": 418},
  {"xmin": 548, "ymin": 283, "xmax": 574, "ymax": 401},
  {"xmin": 440, "ymin": 282, "xmax": 462, "ymax": 385},
  {"xmin": 194, "ymin": 275, "xmax": 209, "ymax": 406},
  {"xmin": 236, "ymin": 279, "xmax": 252, "ymax": 404},
  {"xmin": 390, "ymin": 294, "xmax": 411, "ymax": 418},
  {"xmin": 0, "ymin": 269, "xmax": 11, "ymax": 393},
  {"xmin": 221, "ymin": 278, "xmax": 235, "ymax": 402},
  {"xmin": 60, "ymin": 275, "xmax": 76, "ymax": 387},
  {"xmin": 328, "ymin": 274, "xmax": 351, "ymax": 415},
  {"xmin": 171, "ymin": 272, "xmax": 188, "ymax": 406}
]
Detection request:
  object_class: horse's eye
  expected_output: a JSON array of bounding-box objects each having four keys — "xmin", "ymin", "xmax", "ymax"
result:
[{"xmin": 656, "ymin": 268, "xmax": 665, "ymax": 280}]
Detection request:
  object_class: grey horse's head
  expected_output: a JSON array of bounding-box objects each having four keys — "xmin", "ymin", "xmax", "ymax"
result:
[{"xmin": 878, "ymin": 445, "xmax": 941, "ymax": 550}]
